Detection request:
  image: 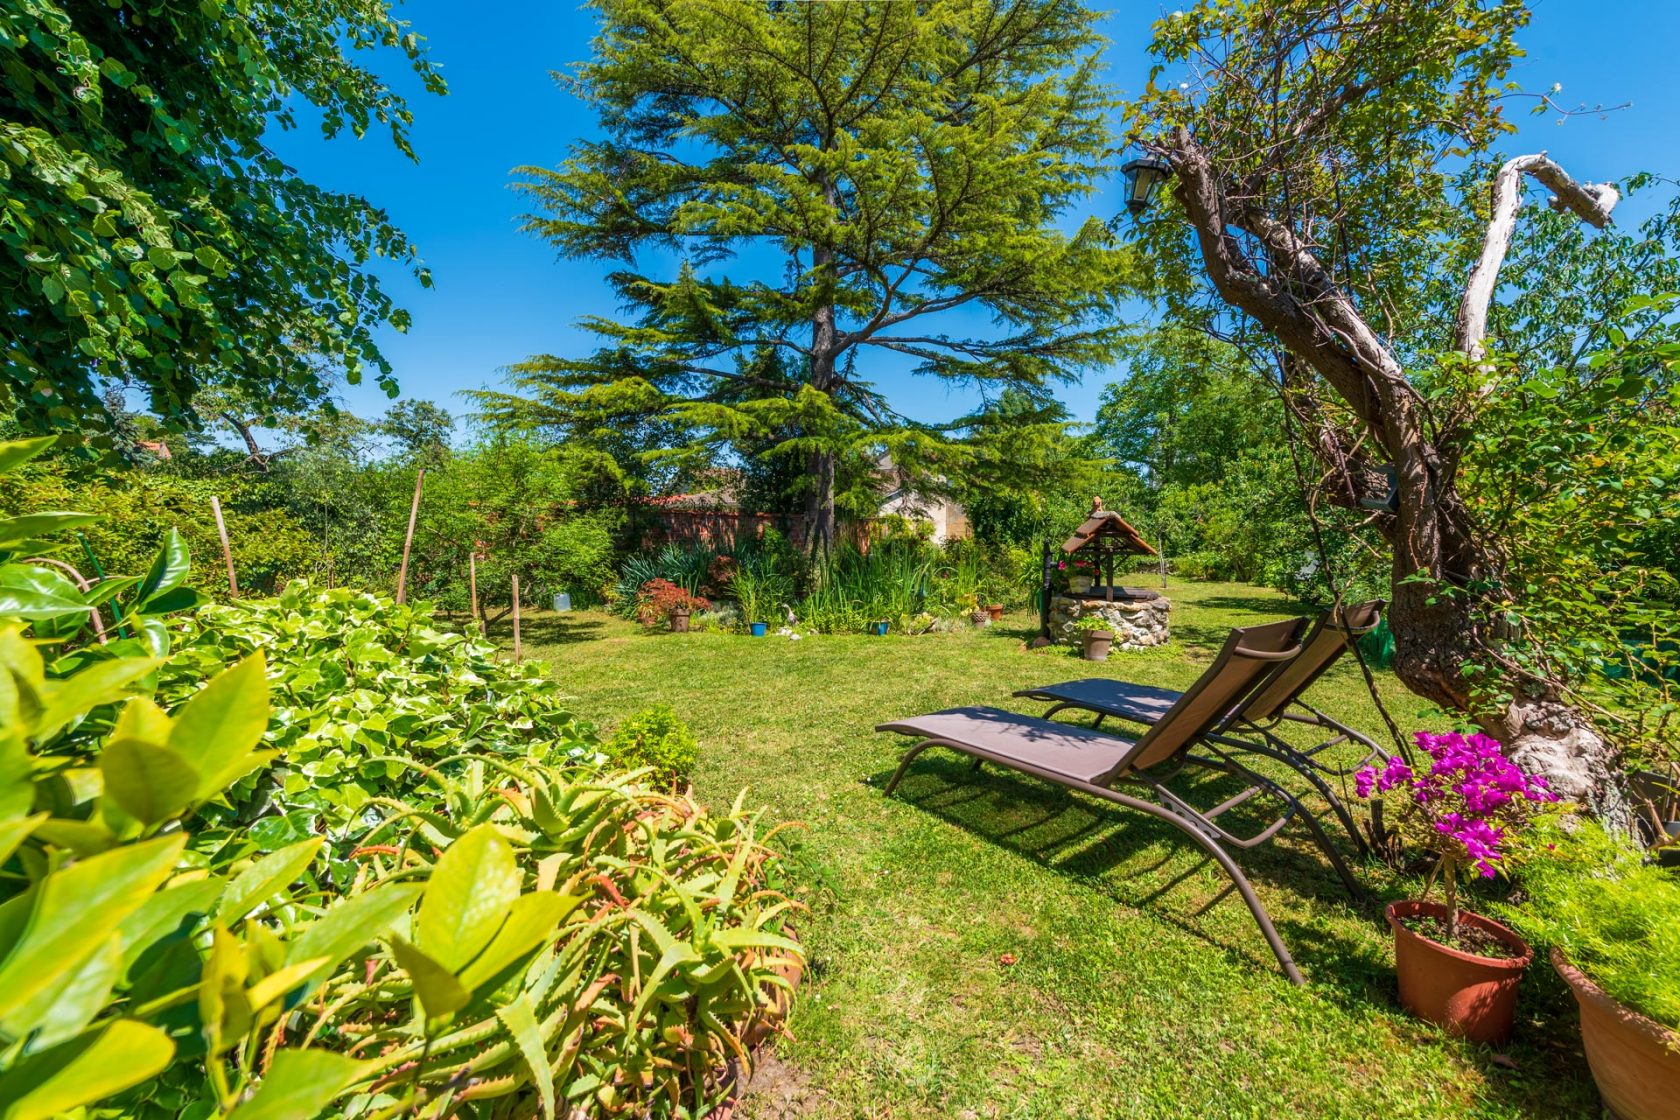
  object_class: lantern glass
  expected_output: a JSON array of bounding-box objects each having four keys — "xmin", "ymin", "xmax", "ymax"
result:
[{"xmin": 1120, "ymin": 156, "xmax": 1171, "ymax": 215}]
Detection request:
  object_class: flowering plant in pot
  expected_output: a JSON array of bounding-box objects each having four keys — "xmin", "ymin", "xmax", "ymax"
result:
[
  {"xmin": 1058, "ymin": 557, "xmax": 1096, "ymax": 594},
  {"xmin": 1356, "ymin": 731, "xmax": 1558, "ymax": 1042},
  {"xmin": 1501, "ymin": 818, "xmax": 1680, "ymax": 1120},
  {"xmin": 1072, "ymin": 614, "xmax": 1115, "ymax": 661},
  {"xmin": 634, "ymin": 578, "xmax": 710, "ymax": 632}
]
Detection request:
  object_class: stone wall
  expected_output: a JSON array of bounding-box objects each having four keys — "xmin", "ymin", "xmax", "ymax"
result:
[{"xmin": 1050, "ymin": 592, "xmax": 1170, "ymax": 650}]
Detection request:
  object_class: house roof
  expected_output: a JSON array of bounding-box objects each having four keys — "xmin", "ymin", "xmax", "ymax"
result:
[{"xmin": 1061, "ymin": 508, "xmax": 1156, "ymax": 557}]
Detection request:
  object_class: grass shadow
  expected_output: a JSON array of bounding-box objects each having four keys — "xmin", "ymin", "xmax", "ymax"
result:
[
  {"xmin": 490, "ymin": 612, "xmax": 610, "ymax": 646},
  {"xmin": 1188, "ymin": 594, "xmax": 1311, "ymax": 617},
  {"xmin": 876, "ymin": 752, "xmax": 1374, "ymax": 986}
]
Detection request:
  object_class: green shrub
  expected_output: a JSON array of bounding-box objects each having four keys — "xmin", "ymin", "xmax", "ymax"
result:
[
  {"xmin": 604, "ymin": 704, "xmax": 700, "ymax": 786},
  {"xmin": 154, "ymin": 581, "xmax": 601, "ymax": 883},
  {"xmin": 1504, "ymin": 817, "xmax": 1680, "ymax": 1030},
  {"xmin": 0, "ymin": 437, "xmax": 803, "ymax": 1120}
]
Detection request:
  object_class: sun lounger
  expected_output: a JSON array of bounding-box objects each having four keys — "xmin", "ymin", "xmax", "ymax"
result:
[
  {"xmin": 1015, "ymin": 602, "xmax": 1388, "ymax": 852},
  {"xmin": 877, "ymin": 618, "xmax": 1359, "ymax": 984}
]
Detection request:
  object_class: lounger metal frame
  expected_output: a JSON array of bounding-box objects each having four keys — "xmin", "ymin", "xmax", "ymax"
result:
[{"xmin": 879, "ymin": 621, "xmax": 1361, "ymax": 985}]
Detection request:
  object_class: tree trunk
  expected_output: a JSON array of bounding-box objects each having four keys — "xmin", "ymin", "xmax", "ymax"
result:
[
  {"xmin": 1162, "ymin": 129, "xmax": 1626, "ymax": 819},
  {"xmin": 806, "ymin": 190, "xmax": 841, "ymax": 555}
]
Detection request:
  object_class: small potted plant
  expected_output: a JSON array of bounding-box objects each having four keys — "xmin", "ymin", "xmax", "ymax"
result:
[
  {"xmin": 870, "ymin": 619, "xmax": 890, "ymax": 636},
  {"xmin": 1354, "ymin": 731, "xmax": 1558, "ymax": 1043},
  {"xmin": 1060, "ymin": 558, "xmax": 1095, "ymax": 595},
  {"xmin": 1072, "ymin": 615, "xmax": 1114, "ymax": 661},
  {"xmin": 1503, "ymin": 818, "xmax": 1680, "ymax": 1120},
  {"xmin": 985, "ymin": 588, "xmax": 1004, "ymax": 623},
  {"xmin": 634, "ymin": 578, "xmax": 709, "ymax": 632}
]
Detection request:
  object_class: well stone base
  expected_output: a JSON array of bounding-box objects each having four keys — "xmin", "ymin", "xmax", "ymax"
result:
[{"xmin": 1051, "ymin": 590, "xmax": 1170, "ymax": 651}]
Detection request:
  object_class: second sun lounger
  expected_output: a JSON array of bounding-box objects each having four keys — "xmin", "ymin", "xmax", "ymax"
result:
[
  {"xmin": 1015, "ymin": 601, "xmax": 1388, "ymax": 851},
  {"xmin": 877, "ymin": 618, "xmax": 1359, "ymax": 985}
]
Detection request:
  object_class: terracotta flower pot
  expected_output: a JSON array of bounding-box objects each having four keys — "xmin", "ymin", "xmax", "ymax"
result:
[
  {"xmin": 987, "ymin": 603, "xmax": 1004, "ymax": 622},
  {"xmin": 669, "ymin": 610, "xmax": 691, "ymax": 633},
  {"xmin": 1081, "ymin": 630, "xmax": 1114, "ymax": 662},
  {"xmin": 1386, "ymin": 899, "xmax": 1532, "ymax": 1044},
  {"xmin": 1553, "ymin": 948, "xmax": 1680, "ymax": 1120}
]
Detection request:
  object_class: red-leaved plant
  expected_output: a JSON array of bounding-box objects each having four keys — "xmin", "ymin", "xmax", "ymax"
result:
[{"xmin": 634, "ymin": 578, "xmax": 710, "ymax": 627}]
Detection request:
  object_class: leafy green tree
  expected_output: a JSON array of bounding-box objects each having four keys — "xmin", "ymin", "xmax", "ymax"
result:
[
  {"xmin": 487, "ymin": 0, "xmax": 1131, "ymax": 548},
  {"xmin": 0, "ymin": 0, "xmax": 444, "ymax": 439},
  {"xmin": 1124, "ymin": 0, "xmax": 1671, "ymax": 811},
  {"xmin": 380, "ymin": 400, "xmax": 455, "ymax": 467}
]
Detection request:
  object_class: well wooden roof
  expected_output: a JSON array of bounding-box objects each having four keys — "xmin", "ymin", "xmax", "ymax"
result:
[{"xmin": 1061, "ymin": 509, "xmax": 1156, "ymax": 557}]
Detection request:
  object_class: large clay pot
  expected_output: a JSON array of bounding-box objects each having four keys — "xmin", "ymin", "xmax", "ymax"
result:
[
  {"xmin": 1081, "ymin": 629, "xmax": 1114, "ymax": 662},
  {"xmin": 1386, "ymin": 900, "xmax": 1532, "ymax": 1044},
  {"xmin": 669, "ymin": 610, "xmax": 691, "ymax": 633},
  {"xmin": 987, "ymin": 603, "xmax": 1004, "ymax": 623},
  {"xmin": 1553, "ymin": 949, "xmax": 1680, "ymax": 1120}
]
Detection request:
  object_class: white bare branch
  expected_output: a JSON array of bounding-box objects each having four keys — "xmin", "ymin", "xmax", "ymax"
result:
[{"xmin": 1455, "ymin": 154, "xmax": 1619, "ymax": 359}]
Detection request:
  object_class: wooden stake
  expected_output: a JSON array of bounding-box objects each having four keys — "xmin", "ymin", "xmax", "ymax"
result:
[
  {"xmin": 468, "ymin": 552, "xmax": 481, "ymax": 627},
  {"xmin": 511, "ymin": 573, "xmax": 522, "ymax": 663},
  {"xmin": 211, "ymin": 495, "xmax": 238, "ymax": 596},
  {"xmin": 395, "ymin": 468, "xmax": 426, "ymax": 605}
]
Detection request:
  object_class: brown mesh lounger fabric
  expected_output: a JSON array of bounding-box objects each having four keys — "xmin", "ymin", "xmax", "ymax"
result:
[
  {"xmin": 877, "ymin": 618, "xmax": 1360, "ymax": 985},
  {"xmin": 1014, "ymin": 601, "xmax": 1388, "ymax": 852}
]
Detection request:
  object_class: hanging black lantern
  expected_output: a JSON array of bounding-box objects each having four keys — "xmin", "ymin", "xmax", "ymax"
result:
[{"xmin": 1120, "ymin": 155, "xmax": 1172, "ymax": 215}]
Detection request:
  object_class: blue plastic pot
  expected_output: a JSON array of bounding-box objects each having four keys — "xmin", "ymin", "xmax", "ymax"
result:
[
  {"xmin": 871, "ymin": 621, "xmax": 889, "ymax": 636},
  {"xmin": 749, "ymin": 622, "xmax": 768, "ymax": 637}
]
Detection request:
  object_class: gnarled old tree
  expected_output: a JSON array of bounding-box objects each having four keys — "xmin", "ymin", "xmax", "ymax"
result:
[{"xmin": 1128, "ymin": 0, "xmax": 1638, "ymax": 814}]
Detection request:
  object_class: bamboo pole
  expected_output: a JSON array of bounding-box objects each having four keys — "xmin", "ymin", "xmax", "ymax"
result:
[
  {"xmin": 468, "ymin": 552, "xmax": 481, "ymax": 627},
  {"xmin": 511, "ymin": 573, "xmax": 522, "ymax": 663},
  {"xmin": 211, "ymin": 496, "xmax": 238, "ymax": 595},
  {"xmin": 396, "ymin": 469, "xmax": 426, "ymax": 605}
]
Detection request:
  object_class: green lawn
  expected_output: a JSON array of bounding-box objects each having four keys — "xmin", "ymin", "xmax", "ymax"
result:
[{"xmin": 505, "ymin": 579, "xmax": 1598, "ymax": 1119}]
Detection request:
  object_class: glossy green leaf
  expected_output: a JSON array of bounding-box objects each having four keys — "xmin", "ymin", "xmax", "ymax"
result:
[
  {"xmin": 219, "ymin": 839, "xmax": 321, "ymax": 924},
  {"xmin": 33, "ymin": 656, "xmax": 162, "ymax": 743},
  {"xmin": 227, "ymin": 1047, "xmax": 369, "ymax": 1120},
  {"xmin": 117, "ymin": 877, "xmax": 223, "ymax": 976},
  {"xmin": 168, "ymin": 651, "xmax": 270, "ymax": 797},
  {"xmin": 0, "ymin": 835, "xmax": 184, "ymax": 1022},
  {"xmin": 0, "ymin": 1018, "xmax": 173, "ymax": 1120},
  {"xmin": 416, "ymin": 823, "xmax": 520, "ymax": 972},
  {"xmin": 135, "ymin": 528, "xmax": 190, "ymax": 605},
  {"xmin": 390, "ymin": 936, "xmax": 470, "ymax": 1018},
  {"xmin": 0, "ymin": 512, "xmax": 100, "ymax": 550},
  {"xmin": 0, "ymin": 933, "xmax": 121, "ymax": 1047},
  {"xmin": 0, "ymin": 564, "xmax": 86, "ymax": 620},
  {"xmin": 287, "ymin": 882, "xmax": 421, "ymax": 976},
  {"xmin": 0, "ymin": 437, "xmax": 58, "ymax": 477},
  {"xmin": 100, "ymin": 738, "xmax": 201, "ymax": 827},
  {"xmin": 456, "ymin": 891, "xmax": 572, "ymax": 993}
]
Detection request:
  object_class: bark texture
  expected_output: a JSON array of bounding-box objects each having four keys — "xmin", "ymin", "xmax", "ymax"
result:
[{"xmin": 1163, "ymin": 127, "xmax": 1626, "ymax": 818}]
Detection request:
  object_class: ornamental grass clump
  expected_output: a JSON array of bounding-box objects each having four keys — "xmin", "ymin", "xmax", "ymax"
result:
[{"xmin": 1357, "ymin": 730, "xmax": 1559, "ymax": 941}]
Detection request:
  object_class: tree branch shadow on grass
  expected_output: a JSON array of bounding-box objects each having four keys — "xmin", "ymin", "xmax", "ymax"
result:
[{"xmin": 486, "ymin": 613, "xmax": 608, "ymax": 646}]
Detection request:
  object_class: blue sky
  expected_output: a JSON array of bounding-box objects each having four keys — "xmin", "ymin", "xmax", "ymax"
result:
[{"xmin": 270, "ymin": 0, "xmax": 1680, "ymax": 432}]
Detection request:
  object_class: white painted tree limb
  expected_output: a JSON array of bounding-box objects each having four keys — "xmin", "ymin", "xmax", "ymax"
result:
[{"xmin": 1454, "ymin": 154, "xmax": 1620, "ymax": 359}]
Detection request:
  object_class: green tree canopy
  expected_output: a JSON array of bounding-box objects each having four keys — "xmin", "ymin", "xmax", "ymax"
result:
[
  {"xmin": 483, "ymin": 0, "xmax": 1133, "ymax": 547},
  {"xmin": 1, "ymin": 0, "xmax": 444, "ymax": 441}
]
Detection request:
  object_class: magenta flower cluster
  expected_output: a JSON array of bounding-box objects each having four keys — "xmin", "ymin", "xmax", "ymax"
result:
[{"xmin": 1355, "ymin": 731, "xmax": 1558, "ymax": 878}]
